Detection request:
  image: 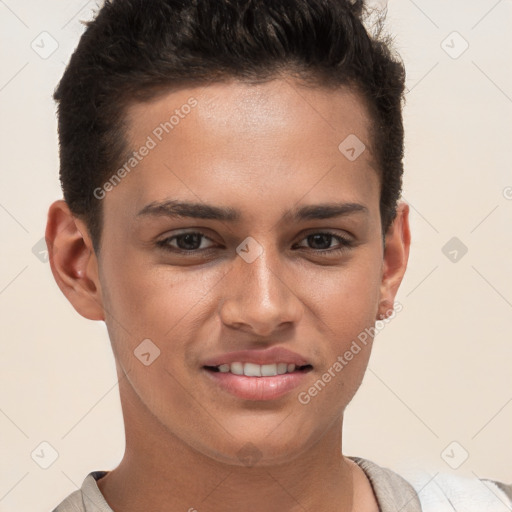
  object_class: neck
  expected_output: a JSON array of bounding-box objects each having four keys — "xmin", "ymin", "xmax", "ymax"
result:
[{"xmin": 98, "ymin": 376, "xmax": 354, "ymax": 512}]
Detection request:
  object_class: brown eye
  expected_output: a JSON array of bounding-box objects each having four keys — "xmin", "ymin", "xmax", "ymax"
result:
[
  {"xmin": 174, "ymin": 233, "xmax": 203, "ymax": 250},
  {"xmin": 156, "ymin": 231, "xmax": 216, "ymax": 252},
  {"xmin": 306, "ymin": 233, "xmax": 335, "ymax": 250},
  {"xmin": 294, "ymin": 232, "xmax": 354, "ymax": 256}
]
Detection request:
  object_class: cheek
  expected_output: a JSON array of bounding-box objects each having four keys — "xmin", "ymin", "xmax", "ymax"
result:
[
  {"xmin": 298, "ymin": 250, "xmax": 381, "ymax": 395},
  {"xmin": 103, "ymin": 252, "xmax": 196, "ymax": 324},
  {"xmin": 99, "ymin": 252, "xmax": 226, "ymax": 362},
  {"xmin": 302, "ymin": 251, "xmax": 382, "ymax": 334},
  {"xmin": 99, "ymin": 259, "xmax": 205, "ymax": 410}
]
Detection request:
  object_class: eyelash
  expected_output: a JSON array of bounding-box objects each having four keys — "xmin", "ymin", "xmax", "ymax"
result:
[{"xmin": 156, "ymin": 231, "xmax": 354, "ymax": 257}]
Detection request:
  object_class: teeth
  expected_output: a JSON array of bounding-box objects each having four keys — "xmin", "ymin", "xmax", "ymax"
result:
[
  {"xmin": 215, "ymin": 362, "xmax": 301, "ymax": 376},
  {"xmin": 277, "ymin": 362, "xmax": 288, "ymax": 375},
  {"xmin": 260, "ymin": 363, "xmax": 277, "ymax": 377},
  {"xmin": 230, "ymin": 362, "xmax": 244, "ymax": 375},
  {"xmin": 244, "ymin": 362, "xmax": 261, "ymax": 377}
]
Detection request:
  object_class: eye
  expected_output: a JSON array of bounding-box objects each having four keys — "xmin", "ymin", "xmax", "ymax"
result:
[
  {"xmin": 155, "ymin": 230, "xmax": 354, "ymax": 257},
  {"xmin": 156, "ymin": 231, "xmax": 216, "ymax": 252},
  {"xmin": 294, "ymin": 232, "xmax": 354, "ymax": 255}
]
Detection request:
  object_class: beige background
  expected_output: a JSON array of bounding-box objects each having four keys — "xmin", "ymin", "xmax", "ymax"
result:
[{"xmin": 1, "ymin": 0, "xmax": 511, "ymax": 510}]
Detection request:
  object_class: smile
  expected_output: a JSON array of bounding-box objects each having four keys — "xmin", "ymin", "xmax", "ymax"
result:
[
  {"xmin": 205, "ymin": 362, "xmax": 312, "ymax": 377},
  {"xmin": 203, "ymin": 363, "xmax": 313, "ymax": 401}
]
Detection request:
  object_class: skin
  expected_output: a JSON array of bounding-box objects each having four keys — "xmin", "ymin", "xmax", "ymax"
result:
[{"xmin": 46, "ymin": 76, "xmax": 410, "ymax": 512}]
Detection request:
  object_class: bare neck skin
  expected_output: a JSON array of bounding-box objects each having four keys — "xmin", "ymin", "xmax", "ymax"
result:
[{"xmin": 97, "ymin": 375, "xmax": 377, "ymax": 512}]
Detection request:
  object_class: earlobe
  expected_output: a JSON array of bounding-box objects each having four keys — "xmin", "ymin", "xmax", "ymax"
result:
[
  {"xmin": 45, "ymin": 199, "xmax": 105, "ymax": 321},
  {"xmin": 377, "ymin": 201, "xmax": 411, "ymax": 320}
]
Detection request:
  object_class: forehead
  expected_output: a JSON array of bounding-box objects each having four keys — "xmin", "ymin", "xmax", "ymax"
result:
[
  {"xmin": 125, "ymin": 78, "xmax": 374, "ymax": 154},
  {"xmin": 107, "ymin": 78, "xmax": 379, "ymax": 223}
]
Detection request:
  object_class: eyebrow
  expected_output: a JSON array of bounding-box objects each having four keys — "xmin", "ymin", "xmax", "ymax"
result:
[{"xmin": 136, "ymin": 199, "xmax": 368, "ymax": 222}]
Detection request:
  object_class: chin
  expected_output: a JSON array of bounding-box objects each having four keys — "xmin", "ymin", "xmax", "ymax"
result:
[{"xmin": 196, "ymin": 426, "xmax": 318, "ymax": 468}]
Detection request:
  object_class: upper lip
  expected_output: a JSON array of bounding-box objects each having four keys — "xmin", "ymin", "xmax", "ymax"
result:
[{"xmin": 202, "ymin": 347, "xmax": 311, "ymax": 367}]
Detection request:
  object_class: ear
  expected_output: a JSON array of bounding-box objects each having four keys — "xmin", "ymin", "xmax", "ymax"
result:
[
  {"xmin": 377, "ymin": 201, "xmax": 411, "ymax": 319},
  {"xmin": 45, "ymin": 199, "xmax": 105, "ymax": 321}
]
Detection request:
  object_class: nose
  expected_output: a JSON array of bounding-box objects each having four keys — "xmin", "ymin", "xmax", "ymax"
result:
[{"xmin": 218, "ymin": 243, "xmax": 304, "ymax": 337}]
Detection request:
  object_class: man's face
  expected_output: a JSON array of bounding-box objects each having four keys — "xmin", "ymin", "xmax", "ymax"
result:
[{"xmin": 96, "ymin": 78, "xmax": 387, "ymax": 465}]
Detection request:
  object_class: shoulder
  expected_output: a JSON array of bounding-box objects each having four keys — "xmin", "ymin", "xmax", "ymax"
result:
[
  {"xmin": 350, "ymin": 456, "xmax": 512, "ymax": 512},
  {"xmin": 370, "ymin": 461, "xmax": 512, "ymax": 512},
  {"xmin": 349, "ymin": 456, "xmax": 422, "ymax": 511},
  {"xmin": 51, "ymin": 489, "xmax": 85, "ymax": 512},
  {"xmin": 52, "ymin": 471, "xmax": 111, "ymax": 512},
  {"xmin": 492, "ymin": 479, "xmax": 512, "ymax": 501}
]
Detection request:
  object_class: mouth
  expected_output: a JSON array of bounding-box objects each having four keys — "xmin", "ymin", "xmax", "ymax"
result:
[
  {"xmin": 201, "ymin": 347, "xmax": 314, "ymax": 400},
  {"xmin": 203, "ymin": 362, "xmax": 313, "ymax": 377},
  {"xmin": 202, "ymin": 362, "xmax": 313, "ymax": 401}
]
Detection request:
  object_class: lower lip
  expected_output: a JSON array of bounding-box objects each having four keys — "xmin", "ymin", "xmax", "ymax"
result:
[{"xmin": 203, "ymin": 368, "xmax": 311, "ymax": 401}]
